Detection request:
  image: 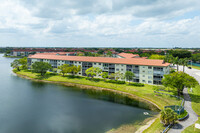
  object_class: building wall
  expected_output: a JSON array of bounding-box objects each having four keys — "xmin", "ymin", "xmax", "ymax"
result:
[{"xmin": 28, "ymin": 58, "xmax": 169, "ymax": 85}]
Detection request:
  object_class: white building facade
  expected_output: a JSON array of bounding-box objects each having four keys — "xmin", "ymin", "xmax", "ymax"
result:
[{"xmin": 28, "ymin": 53, "xmax": 170, "ymax": 85}]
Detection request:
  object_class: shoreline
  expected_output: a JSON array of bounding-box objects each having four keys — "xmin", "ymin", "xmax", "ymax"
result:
[{"xmin": 15, "ymin": 73, "xmax": 161, "ymax": 111}]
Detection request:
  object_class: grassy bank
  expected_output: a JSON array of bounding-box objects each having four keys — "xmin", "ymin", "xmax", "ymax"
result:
[
  {"xmin": 143, "ymin": 118, "xmax": 166, "ymax": 133},
  {"xmin": 3, "ymin": 55, "xmax": 22, "ymax": 58},
  {"xmin": 188, "ymin": 65, "xmax": 200, "ymax": 70},
  {"xmin": 107, "ymin": 117, "xmax": 157, "ymax": 133},
  {"xmin": 16, "ymin": 70, "xmax": 181, "ymax": 109},
  {"xmin": 182, "ymin": 85, "xmax": 200, "ymax": 133},
  {"xmin": 15, "ymin": 70, "xmax": 182, "ymax": 133}
]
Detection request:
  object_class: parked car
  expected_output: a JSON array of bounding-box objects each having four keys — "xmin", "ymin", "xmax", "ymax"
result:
[{"xmin": 188, "ymin": 67, "xmax": 192, "ymax": 69}]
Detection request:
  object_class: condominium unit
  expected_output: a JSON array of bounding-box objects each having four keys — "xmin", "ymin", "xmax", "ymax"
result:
[{"xmin": 28, "ymin": 53, "xmax": 170, "ymax": 85}]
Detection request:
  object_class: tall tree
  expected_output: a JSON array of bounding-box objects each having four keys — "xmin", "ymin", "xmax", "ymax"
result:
[
  {"xmin": 149, "ymin": 54, "xmax": 165, "ymax": 59},
  {"xmin": 171, "ymin": 50, "xmax": 192, "ymax": 58},
  {"xmin": 173, "ymin": 57, "xmax": 179, "ymax": 71},
  {"xmin": 58, "ymin": 64, "xmax": 71, "ymax": 76},
  {"xmin": 100, "ymin": 72, "xmax": 108, "ymax": 81},
  {"xmin": 192, "ymin": 53, "xmax": 200, "ymax": 62},
  {"xmin": 114, "ymin": 71, "xmax": 124, "ymax": 81},
  {"xmin": 107, "ymin": 51, "xmax": 112, "ymax": 57},
  {"xmin": 11, "ymin": 57, "xmax": 28, "ymax": 71},
  {"xmin": 19, "ymin": 57, "xmax": 27, "ymax": 70},
  {"xmin": 108, "ymin": 73, "xmax": 115, "ymax": 79},
  {"xmin": 32, "ymin": 62, "xmax": 52, "ymax": 76},
  {"xmin": 71, "ymin": 65, "xmax": 81, "ymax": 75},
  {"xmin": 125, "ymin": 71, "xmax": 135, "ymax": 84},
  {"xmin": 164, "ymin": 54, "xmax": 173, "ymax": 63},
  {"xmin": 182, "ymin": 58, "xmax": 188, "ymax": 72},
  {"xmin": 11, "ymin": 59, "xmax": 20, "ymax": 71},
  {"xmin": 85, "ymin": 67, "xmax": 102, "ymax": 79},
  {"xmin": 162, "ymin": 71, "xmax": 198, "ymax": 96}
]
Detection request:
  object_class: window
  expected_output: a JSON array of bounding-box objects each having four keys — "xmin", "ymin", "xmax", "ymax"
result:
[
  {"xmin": 99, "ymin": 63, "xmax": 101, "ymax": 65},
  {"xmin": 143, "ymin": 75, "xmax": 145, "ymax": 77},
  {"xmin": 121, "ymin": 69, "xmax": 123, "ymax": 71},
  {"xmin": 142, "ymin": 80, "xmax": 145, "ymax": 82},
  {"xmin": 148, "ymin": 81, "xmax": 152, "ymax": 83},
  {"xmin": 153, "ymin": 67, "xmax": 163, "ymax": 71},
  {"xmin": 142, "ymin": 70, "xmax": 145, "ymax": 73},
  {"xmin": 143, "ymin": 66, "xmax": 145, "ymax": 68},
  {"xmin": 75, "ymin": 61, "xmax": 77, "ymax": 63},
  {"xmin": 121, "ymin": 64, "xmax": 123, "ymax": 67},
  {"xmin": 148, "ymin": 66, "xmax": 152, "ymax": 69},
  {"xmin": 94, "ymin": 63, "xmax": 96, "ymax": 65},
  {"xmin": 148, "ymin": 76, "xmax": 152, "ymax": 79},
  {"xmin": 148, "ymin": 71, "xmax": 152, "ymax": 74},
  {"xmin": 116, "ymin": 68, "xmax": 119, "ymax": 71},
  {"xmin": 79, "ymin": 62, "xmax": 81, "ymax": 64}
]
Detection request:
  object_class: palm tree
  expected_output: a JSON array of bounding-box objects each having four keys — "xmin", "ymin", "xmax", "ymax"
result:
[
  {"xmin": 160, "ymin": 108, "xmax": 178, "ymax": 126},
  {"xmin": 182, "ymin": 58, "xmax": 188, "ymax": 72},
  {"xmin": 172, "ymin": 57, "xmax": 179, "ymax": 71}
]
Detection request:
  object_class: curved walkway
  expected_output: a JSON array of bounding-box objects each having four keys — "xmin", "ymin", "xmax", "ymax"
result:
[{"xmin": 168, "ymin": 66, "xmax": 199, "ymax": 133}]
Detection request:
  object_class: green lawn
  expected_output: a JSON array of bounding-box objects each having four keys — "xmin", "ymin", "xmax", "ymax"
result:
[
  {"xmin": 182, "ymin": 119, "xmax": 200, "ymax": 133},
  {"xmin": 16, "ymin": 70, "xmax": 182, "ymax": 133},
  {"xmin": 182, "ymin": 85, "xmax": 200, "ymax": 133},
  {"xmin": 143, "ymin": 118, "xmax": 166, "ymax": 133},
  {"xmin": 4, "ymin": 55, "xmax": 22, "ymax": 58},
  {"xmin": 188, "ymin": 65, "xmax": 200, "ymax": 70}
]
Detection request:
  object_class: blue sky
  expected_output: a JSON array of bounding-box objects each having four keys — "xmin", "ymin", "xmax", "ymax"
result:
[{"xmin": 0, "ymin": 0, "xmax": 200, "ymax": 48}]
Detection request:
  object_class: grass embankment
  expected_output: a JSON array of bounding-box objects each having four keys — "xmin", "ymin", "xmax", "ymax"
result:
[
  {"xmin": 188, "ymin": 65, "xmax": 200, "ymax": 70},
  {"xmin": 107, "ymin": 117, "xmax": 156, "ymax": 133},
  {"xmin": 143, "ymin": 118, "xmax": 166, "ymax": 133},
  {"xmin": 3, "ymin": 55, "xmax": 22, "ymax": 58},
  {"xmin": 15, "ymin": 70, "xmax": 182, "ymax": 133},
  {"xmin": 182, "ymin": 85, "xmax": 200, "ymax": 133}
]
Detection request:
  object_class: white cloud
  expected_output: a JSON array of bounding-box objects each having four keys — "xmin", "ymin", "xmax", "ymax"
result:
[{"xmin": 0, "ymin": 0, "xmax": 200, "ymax": 47}]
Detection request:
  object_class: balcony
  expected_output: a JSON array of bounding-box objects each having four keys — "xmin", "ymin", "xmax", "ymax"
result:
[
  {"xmin": 153, "ymin": 71, "xmax": 164, "ymax": 75},
  {"xmin": 153, "ymin": 78, "xmax": 162, "ymax": 81},
  {"xmin": 103, "ymin": 67, "xmax": 109, "ymax": 71}
]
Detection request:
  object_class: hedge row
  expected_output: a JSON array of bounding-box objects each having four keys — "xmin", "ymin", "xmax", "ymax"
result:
[
  {"xmin": 129, "ymin": 82, "xmax": 145, "ymax": 87},
  {"xmin": 105, "ymin": 79, "xmax": 125, "ymax": 84}
]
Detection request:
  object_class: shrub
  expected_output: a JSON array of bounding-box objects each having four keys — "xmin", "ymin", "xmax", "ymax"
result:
[
  {"xmin": 12, "ymin": 69, "xmax": 18, "ymax": 73},
  {"xmin": 129, "ymin": 82, "xmax": 144, "ymax": 87},
  {"xmin": 116, "ymin": 80, "xmax": 125, "ymax": 84},
  {"xmin": 106, "ymin": 80, "xmax": 125, "ymax": 84},
  {"xmin": 177, "ymin": 110, "xmax": 188, "ymax": 119}
]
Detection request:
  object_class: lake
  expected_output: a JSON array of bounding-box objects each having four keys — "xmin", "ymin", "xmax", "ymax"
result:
[{"xmin": 0, "ymin": 54, "xmax": 155, "ymax": 133}]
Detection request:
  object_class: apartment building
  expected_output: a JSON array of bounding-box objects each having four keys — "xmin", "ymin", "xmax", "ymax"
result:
[
  {"xmin": 28, "ymin": 53, "xmax": 170, "ymax": 85},
  {"xmin": 10, "ymin": 49, "xmax": 82, "ymax": 57}
]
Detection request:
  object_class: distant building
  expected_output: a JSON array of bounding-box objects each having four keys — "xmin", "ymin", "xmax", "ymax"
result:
[
  {"xmin": 117, "ymin": 53, "xmax": 140, "ymax": 58},
  {"xmin": 10, "ymin": 49, "xmax": 83, "ymax": 57}
]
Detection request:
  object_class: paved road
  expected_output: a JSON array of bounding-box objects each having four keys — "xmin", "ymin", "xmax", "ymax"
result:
[{"xmin": 168, "ymin": 66, "xmax": 199, "ymax": 133}]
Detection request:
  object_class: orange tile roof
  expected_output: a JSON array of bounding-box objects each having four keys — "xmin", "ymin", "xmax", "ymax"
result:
[
  {"xmin": 118, "ymin": 53, "xmax": 140, "ymax": 58},
  {"xmin": 29, "ymin": 53, "xmax": 170, "ymax": 67}
]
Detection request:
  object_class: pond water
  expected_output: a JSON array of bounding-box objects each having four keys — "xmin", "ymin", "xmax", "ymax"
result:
[{"xmin": 0, "ymin": 54, "xmax": 155, "ymax": 133}]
